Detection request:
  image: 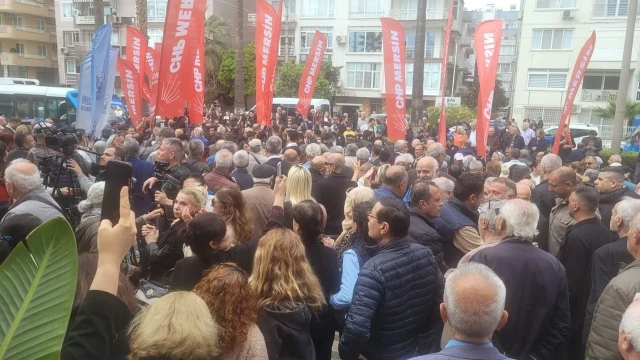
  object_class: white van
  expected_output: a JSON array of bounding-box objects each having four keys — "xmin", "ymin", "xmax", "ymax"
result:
[{"xmin": 249, "ymin": 98, "xmax": 331, "ymax": 116}]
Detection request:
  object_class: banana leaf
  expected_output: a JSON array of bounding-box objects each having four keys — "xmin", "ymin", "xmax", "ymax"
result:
[{"xmin": 0, "ymin": 218, "xmax": 78, "ymax": 360}]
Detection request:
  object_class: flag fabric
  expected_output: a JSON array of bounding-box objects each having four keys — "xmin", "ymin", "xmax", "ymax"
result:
[
  {"xmin": 74, "ymin": 54, "xmax": 93, "ymax": 133},
  {"xmin": 93, "ymin": 48, "xmax": 119, "ymax": 137},
  {"xmin": 438, "ymin": 2, "xmax": 455, "ymax": 146},
  {"xmin": 295, "ymin": 31, "xmax": 326, "ymax": 118},
  {"xmin": 552, "ymin": 32, "xmax": 596, "ymax": 154},
  {"xmin": 149, "ymin": 45, "xmax": 162, "ymax": 119},
  {"xmin": 155, "ymin": 0, "xmax": 208, "ymax": 118},
  {"xmin": 117, "ymin": 58, "xmax": 142, "ymax": 127},
  {"xmin": 255, "ymin": 0, "xmax": 282, "ymax": 126},
  {"xmin": 381, "ymin": 18, "xmax": 406, "ymax": 142},
  {"xmin": 474, "ymin": 20, "xmax": 503, "ymax": 158},
  {"xmin": 186, "ymin": 19, "xmax": 205, "ymax": 124},
  {"xmin": 89, "ymin": 23, "xmax": 112, "ymax": 137},
  {"xmin": 125, "ymin": 25, "xmax": 150, "ymax": 102}
]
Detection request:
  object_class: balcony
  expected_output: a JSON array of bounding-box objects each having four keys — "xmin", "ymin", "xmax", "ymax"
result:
[
  {"xmin": 592, "ymin": 3, "xmax": 640, "ymax": 18},
  {"xmin": 73, "ymin": 14, "xmax": 110, "ymax": 26},
  {"xmin": 582, "ymin": 88, "xmax": 618, "ymax": 102},
  {"xmin": 277, "ymin": 46, "xmax": 295, "ymax": 57},
  {"xmin": 0, "ymin": 52, "xmax": 57, "ymax": 68},
  {"xmin": 0, "ymin": 0, "xmax": 54, "ymax": 18},
  {"xmin": 406, "ymin": 46, "xmax": 446, "ymax": 60},
  {"xmin": 388, "ymin": 8, "xmax": 448, "ymax": 21},
  {"xmin": 0, "ymin": 25, "xmax": 53, "ymax": 43}
]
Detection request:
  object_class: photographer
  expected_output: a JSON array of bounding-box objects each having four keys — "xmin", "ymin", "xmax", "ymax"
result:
[
  {"xmin": 27, "ymin": 122, "xmax": 58, "ymax": 167},
  {"xmin": 66, "ymin": 146, "xmax": 125, "ymax": 194},
  {"xmin": 142, "ymin": 138, "xmax": 191, "ymax": 203}
]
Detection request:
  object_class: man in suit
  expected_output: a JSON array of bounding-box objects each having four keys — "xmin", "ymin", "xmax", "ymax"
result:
[
  {"xmin": 309, "ymin": 156, "xmax": 326, "ymax": 190},
  {"xmin": 242, "ymin": 164, "xmax": 275, "ymax": 239},
  {"xmin": 263, "ymin": 135, "xmax": 292, "ymax": 177},
  {"xmin": 410, "ymin": 263, "xmax": 511, "ymax": 360},
  {"xmin": 313, "ymin": 153, "xmax": 357, "ymax": 235}
]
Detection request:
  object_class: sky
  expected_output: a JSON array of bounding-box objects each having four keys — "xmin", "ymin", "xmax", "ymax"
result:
[{"xmin": 463, "ymin": 0, "xmax": 520, "ymax": 11}]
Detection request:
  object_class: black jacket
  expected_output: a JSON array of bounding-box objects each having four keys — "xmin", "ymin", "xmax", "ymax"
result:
[
  {"xmin": 407, "ymin": 207, "xmax": 446, "ymax": 271},
  {"xmin": 313, "ymin": 173, "xmax": 358, "ymax": 235},
  {"xmin": 310, "ymin": 168, "xmax": 325, "ymax": 190},
  {"xmin": 471, "ymin": 238, "xmax": 570, "ymax": 360},
  {"xmin": 556, "ymin": 217, "xmax": 613, "ymax": 360},
  {"xmin": 501, "ymin": 134, "xmax": 525, "ymax": 150},
  {"xmin": 583, "ymin": 236, "xmax": 635, "ymax": 344},
  {"xmin": 339, "ymin": 237, "xmax": 444, "ymax": 360},
  {"xmin": 142, "ymin": 221, "xmax": 187, "ymax": 284},
  {"xmin": 528, "ymin": 136, "xmax": 548, "ymax": 153},
  {"xmin": 265, "ymin": 157, "xmax": 293, "ymax": 177},
  {"xmin": 598, "ymin": 187, "xmax": 640, "ymax": 230},
  {"xmin": 534, "ymin": 179, "xmax": 556, "ymax": 220},
  {"xmin": 258, "ymin": 303, "xmax": 316, "ymax": 360},
  {"xmin": 230, "ymin": 168, "xmax": 254, "ymax": 190}
]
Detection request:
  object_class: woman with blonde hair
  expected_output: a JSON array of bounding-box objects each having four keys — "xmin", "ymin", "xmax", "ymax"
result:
[
  {"xmin": 212, "ymin": 186, "xmax": 254, "ymax": 245},
  {"xmin": 335, "ymin": 186, "xmax": 375, "ymax": 255},
  {"xmin": 250, "ymin": 227, "xmax": 326, "ymax": 360},
  {"xmin": 128, "ymin": 292, "xmax": 221, "ymax": 360},
  {"xmin": 282, "ymin": 165, "xmax": 315, "ymax": 228},
  {"xmin": 194, "ymin": 263, "xmax": 268, "ymax": 360}
]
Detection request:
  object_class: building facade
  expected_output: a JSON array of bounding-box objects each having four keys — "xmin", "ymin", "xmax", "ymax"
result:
[
  {"xmin": 0, "ymin": 0, "xmax": 58, "ymax": 84},
  {"xmin": 512, "ymin": 0, "xmax": 640, "ymax": 136}
]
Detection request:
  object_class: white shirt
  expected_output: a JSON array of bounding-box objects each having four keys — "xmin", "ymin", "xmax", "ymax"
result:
[{"xmin": 469, "ymin": 130, "xmax": 477, "ymax": 148}]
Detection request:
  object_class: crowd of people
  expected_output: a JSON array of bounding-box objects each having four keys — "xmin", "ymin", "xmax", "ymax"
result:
[{"xmin": 0, "ymin": 108, "xmax": 640, "ymax": 360}]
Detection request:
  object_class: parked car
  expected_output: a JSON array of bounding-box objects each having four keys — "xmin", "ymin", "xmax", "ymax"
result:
[{"xmin": 544, "ymin": 123, "xmax": 604, "ymax": 149}]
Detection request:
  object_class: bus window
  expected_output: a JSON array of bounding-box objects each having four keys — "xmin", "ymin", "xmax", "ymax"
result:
[
  {"xmin": 15, "ymin": 95, "xmax": 30, "ymax": 118},
  {"xmin": 320, "ymin": 104, "xmax": 331, "ymax": 114},
  {"xmin": 0, "ymin": 94, "xmax": 14, "ymax": 117},
  {"xmin": 33, "ymin": 99, "xmax": 45, "ymax": 120},
  {"xmin": 45, "ymin": 98, "xmax": 67, "ymax": 120}
]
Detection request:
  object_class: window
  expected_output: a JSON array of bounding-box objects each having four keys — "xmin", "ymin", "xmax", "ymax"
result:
[
  {"xmin": 498, "ymin": 63, "xmax": 513, "ymax": 73},
  {"xmin": 503, "ymin": 20, "xmax": 518, "ymax": 29},
  {"xmin": 528, "ymin": 69, "xmax": 568, "ymax": 89},
  {"xmin": 301, "ymin": 0, "xmax": 334, "ymax": 18},
  {"xmin": 148, "ymin": 0, "xmax": 167, "ymax": 22},
  {"xmin": 7, "ymin": 66, "xmax": 28, "ymax": 78},
  {"xmin": 300, "ymin": 27, "xmax": 334, "ymax": 51},
  {"xmin": 405, "ymin": 32, "xmax": 436, "ymax": 58},
  {"xmin": 61, "ymin": 2, "xmax": 74, "ymax": 20},
  {"xmin": 406, "ymin": 63, "xmax": 441, "ymax": 93},
  {"xmin": 637, "ymin": 78, "xmax": 640, "ymax": 101},
  {"xmin": 499, "ymin": 45, "xmax": 515, "ymax": 55},
  {"xmin": 536, "ymin": 0, "xmax": 577, "ymax": 8},
  {"xmin": 502, "ymin": 82, "xmax": 512, "ymax": 92},
  {"xmin": 111, "ymin": 31, "xmax": 119, "ymax": 46},
  {"xmin": 13, "ymin": 17, "xmax": 23, "ymax": 28},
  {"xmin": 66, "ymin": 59, "xmax": 78, "ymax": 74},
  {"xmin": 348, "ymin": 31, "xmax": 382, "ymax": 53},
  {"xmin": 350, "ymin": 0, "xmax": 384, "ymax": 18},
  {"xmin": 583, "ymin": 74, "xmax": 620, "ymax": 90},
  {"xmin": 278, "ymin": 35, "xmax": 295, "ymax": 56},
  {"xmin": 16, "ymin": 44, "xmax": 24, "ymax": 55},
  {"xmin": 63, "ymin": 31, "xmax": 80, "ymax": 46},
  {"xmin": 592, "ymin": 0, "xmax": 636, "ymax": 17},
  {"xmin": 36, "ymin": 19, "xmax": 46, "ymax": 31},
  {"xmin": 148, "ymin": 28, "xmax": 163, "ymax": 46},
  {"xmin": 346, "ymin": 62, "xmax": 382, "ymax": 89},
  {"xmin": 271, "ymin": 0, "xmax": 296, "ymax": 13},
  {"xmin": 532, "ymin": 29, "xmax": 573, "ymax": 50},
  {"xmin": 39, "ymin": 45, "xmax": 47, "ymax": 57}
]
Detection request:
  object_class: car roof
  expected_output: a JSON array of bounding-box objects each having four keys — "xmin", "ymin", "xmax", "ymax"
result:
[{"xmin": 545, "ymin": 123, "xmax": 597, "ymax": 130}]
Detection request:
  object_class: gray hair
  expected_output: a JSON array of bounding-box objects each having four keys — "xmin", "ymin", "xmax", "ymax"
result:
[
  {"xmin": 613, "ymin": 199, "xmax": 640, "ymax": 232},
  {"xmin": 163, "ymin": 138, "xmax": 185, "ymax": 159},
  {"xmin": 93, "ymin": 140, "xmax": 107, "ymax": 155},
  {"xmin": 479, "ymin": 200, "xmax": 506, "ymax": 232},
  {"xmin": 445, "ymin": 263, "xmax": 506, "ymax": 339},
  {"xmin": 584, "ymin": 169, "xmax": 599, "ymax": 183},
  {"xmin": 265, "ymin": 136, "xmax": 282, "ymax": 155},
  {"xmin": 395, "ymin": 153, "xmax": 415, "ymax": 165},
  {"xmin": 499, "ymin": 199, "xmax": 539, "ymax": 240},
  {"xmin": 188, "ymin": 139, "xmax": 204, "ymax": 157},
  {"xmin": 394, "ymin": 140, "xmax": 407, "ymax": 153},
  {"xmin": 330, "ymin": 146, "xmax": 344, "ymax": 154},
  {"xmin": 320, "ymin": 144, "xmax": 330, "ymax": 153},
  {"xmin": 470, "ymin": 160, "xmax": 483, "ymax": 171},
  {"xmin": 123, "ymin": 138, "xmax": 140, "ymax": 158},
  {"xmin": 78, "ymin": 181, "xmax": 105, "ymax": 213},
  {"xmin": 433, "ymin": 177, "xmax": 454, "ymax": 194},
  {"xmin": 462, "ymin": 155, "xmax": 475, "ymax": 171},
  {"xmin": 233, "ymin": 150, "xmax": 250, "ymax": 168},
  {"xmin": 356, "ymin": 148, "xmax": 371, "ymax": 162},
  {"xmin": 485, "ymin": 177, "xmax": 496, "ymax": 186},
  {"xmin": 345, "ymin": 143, "xmax": 358, "ymax": 157},
  {"xmin": 193, "ymin": 127, "xmax": 204, "ymax": 137},
  {"xmin": 540, "ymin": 154, "xmax": 562, "ymax": 174},
  {"xmin": 5, "ymin": 159, "xmax": 42, "ymax": 194},
  {"xmin": 620, "ymin": 301, "xmax": 640, "ymax": 351},
  {"xmin": 427, "ymin": 144, "xmax": 445, "ymax": 158},
  {"xmin": 305, "ymin": 143, "xmax": 321, "ymax": 158},
  {"xmin": 519, "ymin": 149, "xmax": 529, "ymax": 159},
  {"xmin": 214, "ymin": 149, "xmax": 233, "ymax": 169}
]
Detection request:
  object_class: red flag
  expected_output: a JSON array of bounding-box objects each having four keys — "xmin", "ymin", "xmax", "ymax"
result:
[
  {"xmin": 186, "ymin": 19, "xmax": 205, "ymax": 124},
  {"xmin": 296, "ymin": 31, "xmax": 326, "ymax": 118},
  {"xmin": 125, "ymin": 26, "xmax": 149, "ymax": 103},
  {"xmin": 381, "ymin": 18, "xmax": 406, "ymax": 142},
  {"xmin": 552, "ymin": 32, "xmax": 596, "ymax": 155},
  {"xmin": 155, "ymin": 0, "xmax": 207, "ymax": 118},
  {"xmin": 474, "ymin": 20, "xmax": 503, "ymax": 158},
  {"xmin": 255, "ymin": 0, "xmax": 282, "ymax": 126},
  {"xmin": 438, "ymin": 2, "xmax": 455, "ymax": 146},
  {"xmin": 117, "ymin": 59, "xmax": 142, "ymax": 126},
  {"xmin": 148, "ymin": 46, "xmax": 161, "ymax": 119}
]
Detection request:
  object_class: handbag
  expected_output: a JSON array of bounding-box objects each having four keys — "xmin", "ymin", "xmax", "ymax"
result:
[{"xmin": 135, "ymin": 279, "xmax": 170, "ymax": 305}]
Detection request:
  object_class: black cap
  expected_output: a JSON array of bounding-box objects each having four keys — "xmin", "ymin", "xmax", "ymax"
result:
[{"xmin": 252, "ymin": 164, "xmax": 276, "ymax": 179}]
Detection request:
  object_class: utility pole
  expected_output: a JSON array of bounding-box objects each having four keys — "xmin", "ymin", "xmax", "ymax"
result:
[
  {"xmin": 611, "ymin": 0, "xmax": 637, "ymax": 153},
  {"xmin": 411, "ymin": 0, "xmax": 427, "ymax": 130},
  {"xmin": 284, "ymin": 0, "xmax": 290, "ymax": 62}
]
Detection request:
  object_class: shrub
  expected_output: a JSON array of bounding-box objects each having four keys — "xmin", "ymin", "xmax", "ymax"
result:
[{"xmin": 599, "ymin": 149, "xmax": 638, "ymax": 169}]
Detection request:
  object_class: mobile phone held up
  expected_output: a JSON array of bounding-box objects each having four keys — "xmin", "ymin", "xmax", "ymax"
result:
[{"xmin": 101, "ymin": 160, "xmax": 133, "ymax": 225}]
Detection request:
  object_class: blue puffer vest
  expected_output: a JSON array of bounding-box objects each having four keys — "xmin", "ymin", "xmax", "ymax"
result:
[{"xmin": 430, "ymin": 197, "xmax": 478, "ymax": 267}]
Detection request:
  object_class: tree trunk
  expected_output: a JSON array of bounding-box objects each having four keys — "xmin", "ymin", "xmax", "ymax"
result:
[
  {"xmin": 411, "ymin": 0, "xmax": 427, "ymax": 130},
  {"xmin": 135, "ymin": 0, "xmax": 148, "ymax": 37},
  {"xmin": 94, "ymin": 0, "xmax": 104, "ymax": 28},
  {"xmin": 233, "ymin": 0, "xmax": 245, "ymax": 114}
]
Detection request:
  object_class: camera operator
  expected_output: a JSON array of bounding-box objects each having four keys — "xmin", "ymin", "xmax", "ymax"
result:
[
  {"xmin": 66, "ymin": 146, "xmax": 125, "ymax": 194},
  {"xmin": 142, "ymin": 137, "xmax": 190, "ymax": 204},
  {"xmin": 27, "ymin": 122, "xmax": 58, "ymax": 167}
]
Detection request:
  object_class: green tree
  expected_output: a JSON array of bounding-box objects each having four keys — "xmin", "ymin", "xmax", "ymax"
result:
[
  {"xmin": 593, "ymin": 100, "xmax": 640, "ymax": 125},
  {"xmin": 275, "ymin": 62, "xmax": 304, "ymax": 97},
  {"xmin": 216, "ymin": 43, "xmax": 256, "ymax": 102},
  {"xmin": 204, "ymin": 15, "xmax": 230, "ymax": 104},
  {"xmin": 460, "ymin": 76, "xmax": 509, "ymax": 115},
  {"xmin": 320, "ymin": 62, "xmax": 343, "ymax": 100},
  {"xmin": 426, "ymin": 105, "xmax": 476, "ymax": 126}
]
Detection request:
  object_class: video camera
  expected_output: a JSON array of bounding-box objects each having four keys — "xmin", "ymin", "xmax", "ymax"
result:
[
  {"xmin": 152, "ymin": 160, "xmax": 180, "ymax": 199},
  {"xmin": 43, "ymin": 126, "xmax": 85, "ymax": 156}
]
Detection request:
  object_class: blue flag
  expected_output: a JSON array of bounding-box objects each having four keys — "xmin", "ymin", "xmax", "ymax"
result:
[
  {"xmin": 74, "ymin": 53, "xmax": 93, "ymax": 133},
  {"xmin": 89, "ymin": 23, "xmax": 112, "ymax": 137},
  {"xmin": 93, "ymin": 48, "xmax": 119, "ymax": 137}
]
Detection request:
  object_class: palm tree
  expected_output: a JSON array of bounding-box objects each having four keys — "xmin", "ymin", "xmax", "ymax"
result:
[
  {"xmin": 94, "ymin": 0, "xmax": 104, "ymax": 28},
  {"xmin": 593, "ymin": 100, "xmax": 640, "ymax": 125},
  {"xmin": 411, "ymin": 0, "xmax": 427, "ymax": 130},
  {"xmin": 204, "ymin": 15, "xmax": 230, "ymax": 96},
  {"xmin": 135, "ymin": 0, "xmax": 148, "ymax": 37},
  {"xmin": 233, "ymin": 0, "xmax": 245, "ymax": 113}
]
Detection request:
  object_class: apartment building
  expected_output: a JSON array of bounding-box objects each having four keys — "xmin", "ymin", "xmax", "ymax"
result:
[
  {"xmin": 0, "ymin": 0, "xmax": 58, "ymax": 84},
  {"xmin": 512, "ymin": 0, "xmax": 640, "ymax": 136},
  {"xmin": 262, "ymin": 0, "xmax": 463, "ymax": 115}
]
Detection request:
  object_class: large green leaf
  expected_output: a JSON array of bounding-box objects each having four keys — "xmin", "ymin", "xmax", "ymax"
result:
[{"xmin": 0, "ymin": 218, "xmax": 78, "ymax": 360}]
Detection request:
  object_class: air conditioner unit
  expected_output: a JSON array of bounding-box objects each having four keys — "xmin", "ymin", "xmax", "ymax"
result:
[
  {"xmin": 336, "ymin": 35, "xmax": 346, "ymax": 44},
  {"xmin": 112, "ymin": 16, "xmax": 121, "ymax": 23},
  {"xmin": 571, "ymin": 104, "xmax": 581, "ymax": 113},
  {"xmin": 562, "ymin": 10, "xmax": 575, "ymax": 19},
  {"xmin": 60, "ymin": 47, "xmax": 68, "ymax": 55}
]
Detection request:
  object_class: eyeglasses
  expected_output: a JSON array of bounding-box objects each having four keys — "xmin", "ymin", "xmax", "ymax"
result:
[{"xmin": 367, "ymin": 211, "xmax": 381, "ymax": 221}]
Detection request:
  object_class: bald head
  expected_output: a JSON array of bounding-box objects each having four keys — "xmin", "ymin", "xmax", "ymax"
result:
[
  {"xmin": 283, "ymin": 149, "xmax": 299, "ymax": 164},
  {"xmin": 327, "ymin": 153, "xmax": 345, "ymax": 173},
  {"xmin": 426, "ymin": 143, "xmax": 445, "ymax": 164},
  {"xmin": 384, "ymin": 165, "xmax": 409, "ymax": 197},
  {"xmin": 310, "ymin": 156, "xmax": 326, "ymax": 172},
  {"xmin": 516, "ymin": 183, "xmax": 532, "ymax": 201},
  {"xmin": 416, "ymin": 156, "xmax": 439, "ymax": 181},
  {"xmin": 5, "ymin": 160, "xmax": 42, "ymax": 199}
]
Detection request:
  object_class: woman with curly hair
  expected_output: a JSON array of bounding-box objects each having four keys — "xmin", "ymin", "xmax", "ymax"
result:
[
  {"xmin": 194, "ymin": 263, "xmax": 268, "ymax": 360},
  {"xmin": 212, "ymin": 186, "xmax": 254, "ymax": 245},
  {"xmin": 249, "ymin": 227, "xmax": 326, "ymax": 360}
]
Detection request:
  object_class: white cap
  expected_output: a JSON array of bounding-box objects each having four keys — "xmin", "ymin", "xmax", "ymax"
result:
[{"xmin": 454, "ymin": 153, "xmax": 464, "ymax": 161}]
